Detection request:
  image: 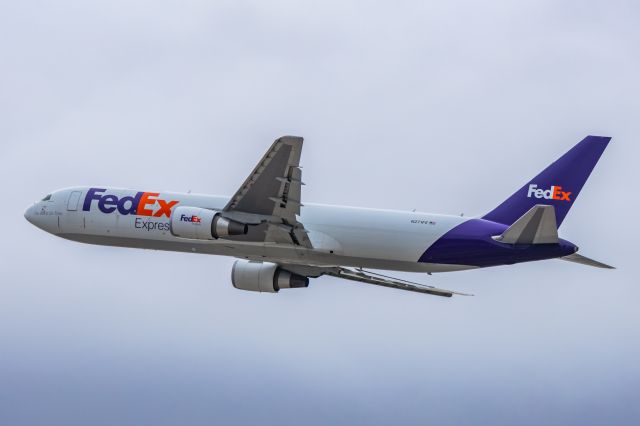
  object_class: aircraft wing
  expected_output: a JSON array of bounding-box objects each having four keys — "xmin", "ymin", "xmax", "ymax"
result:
[
  {"xmin": 223, "ymin": 136, "xmax": 312, "ymax": 247},
  {"xmin": 325, "ymin": 267, "xmax": 473, "ymax": 297}
]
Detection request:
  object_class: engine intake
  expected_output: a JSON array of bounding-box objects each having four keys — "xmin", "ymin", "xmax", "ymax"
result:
[
  {"xmin": 170, "ymin": 206, "xmax": 248, "ymax": 240},
  {"xmin": 231, "ymin": 260, "xmax": 309, "ymax": 293}
]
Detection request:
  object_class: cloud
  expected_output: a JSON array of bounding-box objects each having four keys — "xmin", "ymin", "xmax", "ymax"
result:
[{"xmin": 1, "ymin": 0, "xmax": 639, "ymax": 424}]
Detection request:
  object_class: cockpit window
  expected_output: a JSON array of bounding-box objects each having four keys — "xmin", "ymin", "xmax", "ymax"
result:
[{"xmin": 42, "ymin": 194, "xmax": 52, "ymax": 201}]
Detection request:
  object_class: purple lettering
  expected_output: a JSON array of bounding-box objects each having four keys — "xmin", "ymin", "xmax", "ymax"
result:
[
  {"xmin": 117, "ymin": 192, "xmax": 142, "ymax": 215},
  {"xmin": 82, "ymin": 188, "xmax": 106, "ymax": 211},
  {"xmin": 98, "ymin": 194, "xmax": 118, "ymax": 213}
]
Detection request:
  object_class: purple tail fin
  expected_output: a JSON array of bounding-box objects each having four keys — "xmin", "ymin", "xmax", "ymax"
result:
[{"xmin": 483, "ymin": 135, "xmax": 611, "ymax": 227}]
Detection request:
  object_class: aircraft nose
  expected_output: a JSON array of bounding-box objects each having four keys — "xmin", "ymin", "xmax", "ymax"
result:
[
  {"xmin": 24, "ymin": 205, "xmax": 35, "ymax": 224},
  {"xmin": 24, "ymin": 202, "xmax": 59, "ymax": 234}
]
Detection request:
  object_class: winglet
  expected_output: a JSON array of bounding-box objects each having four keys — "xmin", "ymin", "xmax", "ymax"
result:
[{"xmin": 492, "ymin": 204, "xmax": 558, "ymax": 245}]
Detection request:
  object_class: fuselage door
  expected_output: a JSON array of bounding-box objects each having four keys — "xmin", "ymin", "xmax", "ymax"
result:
[
  {"xmin": 67, "ymin": 191, "xmax": 82, "ymax": 211},
  {"xmin": 59, "ymin": 190, "xmax": 85, "ymax": 234}
]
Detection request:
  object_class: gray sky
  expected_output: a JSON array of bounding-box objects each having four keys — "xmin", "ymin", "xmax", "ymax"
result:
[{"xmin": 1, "ymin": 1, "xmax": 639, "ymax": 425}]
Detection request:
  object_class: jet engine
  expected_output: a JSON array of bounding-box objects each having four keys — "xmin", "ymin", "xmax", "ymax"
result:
[
  {"xmin": 170, "ymin": 206, "xmax": 248, "ymax": 240},
  {"xmin": 231, "ymin": 260, "xmax": 309, "ymax": 293}
]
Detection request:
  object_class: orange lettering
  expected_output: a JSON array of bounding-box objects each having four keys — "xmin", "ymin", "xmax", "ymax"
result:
[
  {"xmin": 154, "ymin": 199, "xmax": 179, "ymax": 218},
  {"xmin": 137, "ymin": 192, "xmax": 159, "ymax": 216}
]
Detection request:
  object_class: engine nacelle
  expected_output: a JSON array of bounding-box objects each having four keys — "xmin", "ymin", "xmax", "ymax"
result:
[
  {"xmin": 170, "ymin": 206, "xmax": 248, "ymax": 240},
  {"xmin": 231, "ymin": 260, "xmax": 309, "ymax": 293}
]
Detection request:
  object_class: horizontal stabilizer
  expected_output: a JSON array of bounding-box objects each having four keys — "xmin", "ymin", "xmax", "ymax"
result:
[
  {"xmin": 493, "ymin": 205, "xmax": 558, "ymax": 245},
  {"xmin": 560, "ymin": 253, "xmax": 615, "ymax": 269}
]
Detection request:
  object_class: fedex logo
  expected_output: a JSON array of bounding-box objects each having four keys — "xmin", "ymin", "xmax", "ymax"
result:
[
  {"xmin": 180, "ymin": 214, "xmax": 201, "ymax": 223},
  {"xmin": 83, "ymin": 188, "xmax": 179, "ymax": 217},
  {"xmin": 527, "ymin": 184, "xmax": 571, "ymax": 201}
]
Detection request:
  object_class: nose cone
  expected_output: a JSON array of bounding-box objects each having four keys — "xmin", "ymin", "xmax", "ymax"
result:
[
  {"xmin": 24, "ymin": 205, "xmax": 35, "ymax": 224},
  {"xmin": 24, "ymin": 202, "xmax": 58, "ymax": 234}
]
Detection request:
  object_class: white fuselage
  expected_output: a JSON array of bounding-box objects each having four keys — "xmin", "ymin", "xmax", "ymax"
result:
[{"xmin": 25, "ymin": 187, "xmax": 474, "ymax": 273}]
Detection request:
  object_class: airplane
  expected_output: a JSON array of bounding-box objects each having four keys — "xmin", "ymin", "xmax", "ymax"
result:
[{"xmin": 24, "ymin": 135, "xmax": 613, "ymax": 297}]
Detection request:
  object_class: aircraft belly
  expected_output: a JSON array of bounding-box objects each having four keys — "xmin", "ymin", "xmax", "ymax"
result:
[{"xmin": 60, "ymin": 232, "xmax": 475, "ymax": 273}]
